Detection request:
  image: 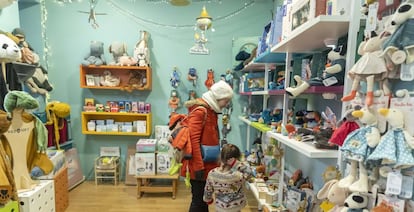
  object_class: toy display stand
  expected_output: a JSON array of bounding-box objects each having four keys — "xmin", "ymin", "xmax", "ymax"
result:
[
  {"xmin": 135, "ymin": 174, "xmax": 179, "ymax": 199},
  {"xmin": 18, "ymin": 180, "xmax": 55, "ymax": 212}
]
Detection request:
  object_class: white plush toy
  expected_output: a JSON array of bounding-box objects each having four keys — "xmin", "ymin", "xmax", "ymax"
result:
[
  {"xmin": 317, "ymin": 179, "xmax": 349, "ymax": 212},
  {"xmin": 133, "ymin": 30, "xmax": 150, "ymax": 67},
  {"xmin": 0, "ymin": 34, "xmax": 21, "ymax": 62},
  {"xmin": 339, "ymin": 107, "xmax": 380, "ymax": 193},
  {"xmin": 341, "ymin": 32, "xmax": 391, "ymax": 106},
  {"xmin": 367, "ymin": 108, "xmax": 414, "ymax": 169},
  {"xmin": 381, "ymin": 0, "xmax": 414, "ymax": 64},
  {"xmin": 340, "ymin": 192, "xmax": 369, "ymax": 212}
]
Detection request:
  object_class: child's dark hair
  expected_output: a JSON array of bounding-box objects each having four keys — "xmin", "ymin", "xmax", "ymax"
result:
[{"xmin": 220, "ymin": 144, "xmax": 241, "ymax": 163}]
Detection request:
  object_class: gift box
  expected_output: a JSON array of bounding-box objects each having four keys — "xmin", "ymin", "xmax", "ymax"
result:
[
  {"xmin": 135, "ymin": 153, "xmax": 156, "ymax": 175},
  {"xmin": 157, "ymin": 152, "xmax": 172, "ymax": 174},
  {"xmin": 136, "ymin": 139, "xmax": 157, "ymax": 153}
]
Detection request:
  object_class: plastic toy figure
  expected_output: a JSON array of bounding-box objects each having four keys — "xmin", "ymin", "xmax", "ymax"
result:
[
  {"xmin": 168, "ymin": 90, "xmax": 180, "ymax": 112},
  {"xmin": 187, "ymin": 67, "xmax": 198, "ymax": 86},
  {"xmin": 224, "ymin": 69, "xmax": 233, "ymax": 88},
  {"xmin": 204, "ymin": 68, "xmax": 215, "ymax": 90},
  {"xmin": 188, "ymin": 90, "xmax": 196, "ymax": 100},
  {"xmin": 170, "ymin": 68, "xmax": 180, "ymax": 88}
]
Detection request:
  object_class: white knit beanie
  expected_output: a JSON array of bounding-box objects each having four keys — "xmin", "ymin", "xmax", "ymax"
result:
[{"xmin": 210, "ymin": 80, "xmax": 233, "ymax": 100}]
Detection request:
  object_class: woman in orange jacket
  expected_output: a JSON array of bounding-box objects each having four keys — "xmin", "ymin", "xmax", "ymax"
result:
[{"xmin": 183, "ymin": 80, "xmax": 233, "ymax": 212}]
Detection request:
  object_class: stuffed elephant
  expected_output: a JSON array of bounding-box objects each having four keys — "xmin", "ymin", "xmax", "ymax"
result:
[{"xmin": 82, "ymin": 41, "xmax": 106, "ymax": 66}]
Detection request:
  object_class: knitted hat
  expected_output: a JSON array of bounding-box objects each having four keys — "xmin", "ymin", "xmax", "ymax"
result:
[
  {"xmin": 11, "ymin": 28, "xmax": 25, "ymax": 38},
  {"xmin": 210, "ymin": 80, "xmax": 233, "ymax": 100},
  {"xmin": 3, "ymin": 91, "xmax": 39, "ymax": 113}
]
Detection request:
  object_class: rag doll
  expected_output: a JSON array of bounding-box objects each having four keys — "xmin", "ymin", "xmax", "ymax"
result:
[
  {"xmin": 328, "ymin": 107, "xmax": 360, "ymax": 147},
  {"xmin": 339, "ymin": 107, "xmax": 380, "ymax": 193},
  {"xmin": 341, "ymin": 32, "xmax": 391, "ymax": 106},
  {"xmin": 367, "ymin": 108, "xmax": 414, "ymax": 169}
]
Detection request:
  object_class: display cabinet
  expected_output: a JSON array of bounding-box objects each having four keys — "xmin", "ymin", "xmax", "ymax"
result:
[
  {"xmin": 80, "ymin": 65, "xmax": 152, "ymax": 90},
  {"xmin": 81, "ymin": 112, "xmax": 152, "ymax": 136}
]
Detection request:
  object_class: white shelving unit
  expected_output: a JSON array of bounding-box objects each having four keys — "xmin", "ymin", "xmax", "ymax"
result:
[{"xmin": 239, "ymin": 0, "xmax": 361, "ymax": 208}]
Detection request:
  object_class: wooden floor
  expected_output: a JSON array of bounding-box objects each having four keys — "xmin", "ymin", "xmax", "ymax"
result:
[{"xmin": 67, "ymin": 180, "xmax": 260, "ymax": 212}]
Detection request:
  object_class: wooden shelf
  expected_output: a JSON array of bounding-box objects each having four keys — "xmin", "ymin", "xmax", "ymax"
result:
[
  {"xmin": 266, "ymin": 131, "xmax": 338, "ymax": 159},
  {"xmin": 80, "ymin": 65, "xmax": 152, "ymax": 90},
  {"xmin": 81, "ymin": 112, "xmax": 151, "ymax": 136},
  {"xmin": 271, "ymin": 15, "xmax": 350, "ymax": 53}
]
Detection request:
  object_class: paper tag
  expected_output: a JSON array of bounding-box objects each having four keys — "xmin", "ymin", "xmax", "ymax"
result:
[
  {"xmin": 399, "ymin": 175, "xmax": 413, "ymax": 199},
  {"xmin": 385, "ymin": 171, "xmax": 402, "ymax": 195},
  {"xmin": 322, "ymin": 76, "xmax": 338, "ymax": 86},
  {"xmin": 390, "ymin": 97, "xmax": 414, "ymax": 136},
  {"xmin": 365, "ymin": 2, "xmax": 378, "ymax": 32}
]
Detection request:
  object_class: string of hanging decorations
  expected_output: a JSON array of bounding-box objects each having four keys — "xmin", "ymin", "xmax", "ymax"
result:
[
  {"xmin": 106, "ymin": 0, "xmax": 255, "ymax": 29},
  {"xmin": 40, "ymin": 0, "xmax": 51, "ymax": 71}
]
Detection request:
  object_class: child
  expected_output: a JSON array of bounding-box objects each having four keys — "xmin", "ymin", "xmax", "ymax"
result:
[{"xmin": 203, "ymin": 144, "xmax": 253, "ymax": 212}]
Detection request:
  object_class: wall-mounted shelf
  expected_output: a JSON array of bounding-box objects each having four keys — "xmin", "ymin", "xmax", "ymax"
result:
[
  {"xmin": 271, "ymin": 15, "xmax": 350, "ymax": 53},
  {"xmin": 238, "ymin": 116, "xmax": 271, "ymax": 132},
  {"xmin": 239, "ymin": 86, "xmax": 343, "ymax": 96},
  {"xmin": 80, "ymin": 65, "xmax": 152, "ymax": 90},
  {"xmin": 266, "ymin": 131, "xmax": 338, "ymax": 158},
  {"xmin": 242, "ymin": 62, "xmax": 276, "ymax": 72},
  {"xmin": 81, "ymin": 112, "xmax": 151, "ymax": 136}
]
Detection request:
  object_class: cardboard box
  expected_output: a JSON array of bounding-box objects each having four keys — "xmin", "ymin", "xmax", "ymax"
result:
[
  {"xmin": 37, "ymin": 150, "xmax": 66, "ymax": 180},
  {"xmin": 155, "ymin": 125, "xmax": 170, "ymax": 140},
  {"xmin": 157, "ymin": 138, "xmax": 172, "ymax": 153},
  {"xmin": 157, "ymin": 152, "xmax": 172, "ymax": 174},
  {"xmin": 135, "ymin": 153, "xmax": 156, "ymax": 175},
  {"xmin": 291, "ymin": 0, "xmax": 327, "ymax": 32},
  {"xmin": 136, "ymin": 139, "xmax": 157, "ymax": 153}
]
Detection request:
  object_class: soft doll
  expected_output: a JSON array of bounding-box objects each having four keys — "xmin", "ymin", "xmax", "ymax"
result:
[
  {"xmin": 286, "ymin": 44, "xmax": 347, "ymax": 97},
  {"xmin": 133, "ymin": 30, "xmax": 150, "ymax": 67},
  {"xmin": 82, "ymin": 41, "xmax": 106, "ymax": 66},
  {"xmin": 25, "ymin": 66, "xmax": 53, "ymax": 94},
  {"xmin": 367, "ymin": 108, "xmax": 414, "ymax": 169},
  {"xmin": 108, "ymin": 41, "xmax": 127, "ymax": 65},
  {"xmin": 329, "ymin": 107, "xmax": 360, "ymax": 147},
  {"xmin": 339, "ymin": 107, "xmax": 380, "ymax": 193},
  {"xmin": 341, "ymin": 32, "xmax": 390, "ymax": 106},
  {"xmin": 316, "ymin": 179, "xmax": 349, "ymax": 212},
  {"xmin": 381, "ymin": 0, "xmax": 414, "ymax": 65},
  {"xmin": 340, "ymin": 192, "xmax": 369, "ymax": 212}
]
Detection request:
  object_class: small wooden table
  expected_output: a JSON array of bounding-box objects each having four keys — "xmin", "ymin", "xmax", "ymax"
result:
[{"xmin": 135, "ymin": 174, "xmax": 179, "ymax": 199}]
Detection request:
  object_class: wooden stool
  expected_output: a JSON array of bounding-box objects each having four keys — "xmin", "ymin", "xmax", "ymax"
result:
[{"xmin": 135, "ymin": 174, "xmax": 179, "ymax": 199}]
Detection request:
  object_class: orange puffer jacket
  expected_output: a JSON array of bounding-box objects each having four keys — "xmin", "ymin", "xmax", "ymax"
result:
[{"xmin": 180, "ymin": 99, "xmax": 220, "ymax": 181}]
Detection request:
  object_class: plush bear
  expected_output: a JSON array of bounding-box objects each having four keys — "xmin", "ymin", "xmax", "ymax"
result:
[
  {"xmin": 108, "ymin": 41, "xmax": 127, "ymax": 65},
  {"xmin": 82, "ymin": 41, "xmax": 106, "ymax": 66},
  {"xmin": 286, "ymin": 44, "xmax": 347, "ymax": 97}
]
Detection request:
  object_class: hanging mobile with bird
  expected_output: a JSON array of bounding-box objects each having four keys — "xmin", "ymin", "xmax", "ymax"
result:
[{"xmin": 78, "ymin": 0, "xmax": 107, "ymax": 29}]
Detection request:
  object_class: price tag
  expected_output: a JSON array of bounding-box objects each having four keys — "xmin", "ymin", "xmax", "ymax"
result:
[
  {"xmin": 399, "ymin": 175, "xmax": 413, "ymax": 199},
  {"xmin": 365, "ymin": 2, "xmax": 378, "ymax": 32},
  {"xmin": 322, "ymin": 76, "xmax": 338, "ymax": 86},
  {"xmin": 385, "ymin": 171, "xmax": 402, "ymax": 195}
]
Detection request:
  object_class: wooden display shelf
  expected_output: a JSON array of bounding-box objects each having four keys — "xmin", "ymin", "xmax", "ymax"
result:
[
  {"xmin": 79, "ymin": 65, "xmax": 152, "ymax": 90},
  {"xmin": 81, "ymin": 112, "xmax": 151, "ymax": 136},
  {"xmin": 135, "ymin": 174, "xmax": 179, "ymax": 199}
]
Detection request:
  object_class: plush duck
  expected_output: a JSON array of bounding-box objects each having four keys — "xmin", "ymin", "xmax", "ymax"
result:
[
  {"xmin": 339, "ymin": 107, "xmax": 380, "ymax": 193},
  {"xmin": 367, "ymin": 108, "xmax": 414, "ymax": 169}
]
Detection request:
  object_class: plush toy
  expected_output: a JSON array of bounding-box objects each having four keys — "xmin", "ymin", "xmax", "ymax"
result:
[
  {"xmin": 187, "ymin": 67, "xmax": 198, "ymax": 86},
  {"xmin": 168, "ymin": 90, "xmax": 180, "ymax": 113},
  {"xmin": 367, "ymin": 108, "xmax": 414, "ymax": 169},
  {"xmin": 25, "ymin": 66, "xmax": 53, "ymax": 94},
  {"xmin": 381, "ymin": 0, "xmax": 414, "ymax": 65},
  {"xmin": 0, "ymin": 34, "xmax": 21, "ymax": 62},
  {"xmin": 0, "ymin": 0, "xmax": 14, "ymax": 9},
  {"xmin": 46, "ymin": 101, "xmax": 70, "ymax": 150},
  {"xmin": 82, "ymin": 41, "xmax": 106, "ymax": 66},
  {"xmin": 340, "ymin": 192, "xmax": 369, "ymax": 212},
  {"xmin": 339, "ymin": 107, "xmax": 380, "ymax": 193},
  {"xmin": 99, "ymin": 70, "xmax": 120, "ymax": 87},
  {"xmin": 341, "ymin": 32, "xmax": 391, "ymax": 106},
  {"xmin": 117, "ymin": 55, "xmax": 137, "ymax": 66},
  {"xmin": 286, "ymin": 44, "xmax": 347, "ymax": 97},
  {"xmin": 204, "ymin": 68, "xmax": 215, "ymax": 90},
  {"xmin": 121, "ymin": 71, "xmax": 145, "ymax": 92},
  {"xmin": 133, "ymin": 30, "xmax": 150, "ymax": 67},
  {"xmin": 11, "ymin": 28, "xmax": 39, "ymax": 65},
  {"xmin": 329, "ymin": 107, "xmax": 360, "ymax": 147},
  {"xmin": 316, "ymin": 179, "xmax": 349, "ymax": 212},
  {"xmin": 108, "ymin": 41, "xmax": 127, "ymax": 65}
]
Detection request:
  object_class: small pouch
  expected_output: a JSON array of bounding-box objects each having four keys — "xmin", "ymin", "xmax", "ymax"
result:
[{"xmin": 201, "ymin": 145, "xmax": 220, "ymax": 162}]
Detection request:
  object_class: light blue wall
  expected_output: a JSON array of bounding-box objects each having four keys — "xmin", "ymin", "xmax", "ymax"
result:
[
  {"xmin": 18, "ymin": 0, "xmax": 275, "ymax": 180},
  {"xmin": 0, "ymin": 1, "xmax": 19, "ymax": 31}
]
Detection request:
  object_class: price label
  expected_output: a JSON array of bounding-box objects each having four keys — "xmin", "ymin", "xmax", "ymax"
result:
[
  {"xmin": 385, "ymin": 171, "xmax": 402, "ymax": 195},
  {"xmin": 399, "ymin": 175, "xmax": 413, "ymax": 199}
]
